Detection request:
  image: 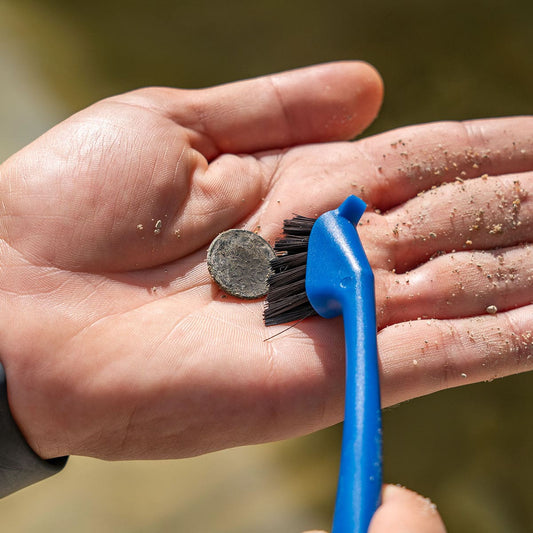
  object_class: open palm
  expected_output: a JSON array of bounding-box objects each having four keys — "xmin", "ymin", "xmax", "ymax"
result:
[{"xmin": 1, "ymin": 62, "xmax": 531, "ymax": 461}]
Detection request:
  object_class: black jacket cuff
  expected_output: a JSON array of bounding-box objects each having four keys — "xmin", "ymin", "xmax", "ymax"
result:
[{"xmin": 0, "ymin": 361, "xmax": 68, "ymax": 498}]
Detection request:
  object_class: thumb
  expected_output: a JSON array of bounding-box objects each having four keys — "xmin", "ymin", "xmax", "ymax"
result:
[
  {"xmin": 118, "ymin": 61, "xmax": 384, "ymax": 159},
  {"xmin": 302, "ymin": 484, "xmax": 446, "ymax": 533},
  {"xmin": 369, "ymin": 484, "xmax": 446, "ymax": 533}
]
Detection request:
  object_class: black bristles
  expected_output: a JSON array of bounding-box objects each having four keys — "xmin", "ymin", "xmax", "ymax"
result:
[
  {"xmin": 282, "ymin": 215, "xmax": 316, "ymax": 235},
  {"xmin": 268, "ymin": 263, "xmax": 306, "ymax": 289},
  {"xmin": 272, "ymin": 237, "xmax": 309, "ymax": 254},
  {"xmin": 264, "ymin": 215, "xmax": 318, "ymax": 326}
]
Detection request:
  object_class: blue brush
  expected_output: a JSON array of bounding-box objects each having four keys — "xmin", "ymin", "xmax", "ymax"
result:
[{"xmin": 265, "ymin": 195, "xmax": 382, "ymax": 533}]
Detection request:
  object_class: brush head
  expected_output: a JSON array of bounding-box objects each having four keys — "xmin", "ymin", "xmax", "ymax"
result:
[{"xmin": 263, "ymin": 215, "xmax": 318, "ymax": 326}]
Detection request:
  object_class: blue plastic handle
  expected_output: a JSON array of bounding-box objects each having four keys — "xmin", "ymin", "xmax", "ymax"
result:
[{"xmin": 305, "ymin": 196, "xmax": 382, "ymax": 533}]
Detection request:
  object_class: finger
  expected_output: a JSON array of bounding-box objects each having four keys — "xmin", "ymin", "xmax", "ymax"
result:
[
  {"xmin": 378, "ymin": 305, "xmax": 533, "ymax": 407},
  {"xmin": 369, "ymin": 485, "xmax": 446, "ymax": 533},
  {"xmin": 356, "ymin": 116, "xmax": 533, "ymax": 210},
  {"xmin": 247, "ymin": 117, "xmax": 533, "ymax": 242},
  {"xmin": 377, "ymin": 245, "xmax": 533, "ymax": 327},
  {"xmin": 366, "ymin": 170, "xmax": 533, "ymax": 273},
  {"xmin": 118, "ymin": 61, "xmax": 384, "ymax": 158}
]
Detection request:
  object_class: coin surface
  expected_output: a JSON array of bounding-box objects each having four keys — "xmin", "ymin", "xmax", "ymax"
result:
[{"xmin": 207, "ymin": 229, "xmax": 276, "ymax": 299}]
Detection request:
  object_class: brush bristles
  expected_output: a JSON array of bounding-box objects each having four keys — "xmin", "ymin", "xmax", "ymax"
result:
[{"xmin": 264, "ymin": 215, "xmax": 318, "ymax": 326}]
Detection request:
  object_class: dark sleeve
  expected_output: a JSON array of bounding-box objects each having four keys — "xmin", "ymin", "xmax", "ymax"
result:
[{"xmin": 0, "ymin": 362, "xmax": 68, "ymax": 498}]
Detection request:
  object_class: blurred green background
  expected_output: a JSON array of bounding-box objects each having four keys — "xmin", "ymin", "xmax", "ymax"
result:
[{"xmin": 0, "ymin": 0, "xmax": 531, "ymax": 531}]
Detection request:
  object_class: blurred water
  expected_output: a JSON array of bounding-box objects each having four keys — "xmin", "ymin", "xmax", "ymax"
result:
[{"xmin": 0, "ymin": 1, "xmax": 531, "ymax": 531}]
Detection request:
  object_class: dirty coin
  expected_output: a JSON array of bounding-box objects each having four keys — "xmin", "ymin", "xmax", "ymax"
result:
[{"xmin": 207, "ymin": 229, "xmax": 276, "ymax": 299}]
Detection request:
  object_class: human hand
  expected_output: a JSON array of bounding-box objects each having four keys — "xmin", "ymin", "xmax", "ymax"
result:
[
  {"xmin": 0, "ymin": 62, "xmax": 531, "ymax": 461},
  {"xmin": 304, "ymin": 484, "xmax": 446, "ymax": 533}
]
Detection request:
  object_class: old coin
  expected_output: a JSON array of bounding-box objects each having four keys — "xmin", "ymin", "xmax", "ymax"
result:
[{"xmin": 207, "ymin": 229, "xmax": 275, "ymax": 299}]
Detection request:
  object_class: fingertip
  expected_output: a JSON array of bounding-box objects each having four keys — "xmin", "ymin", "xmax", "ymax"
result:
[
  {"xmin": 270, "ymin": 60, "xmax": 384, "ymax": 144},
  {"xmin": 369, "ymin": 484, "xmax": 447, "ymax": 533},
  {"xmin": 327, "ymin": 60, "xmax": 384, "ymax": 138}
]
